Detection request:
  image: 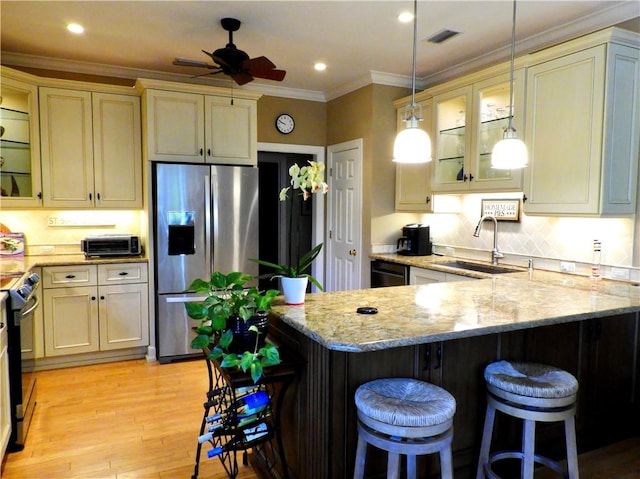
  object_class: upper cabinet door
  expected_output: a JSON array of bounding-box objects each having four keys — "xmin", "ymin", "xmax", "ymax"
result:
[
  {"xmin": 0, "ymin": 73, "xmax": 42, "ymax": 208},
  {"xmin": 395, "ymin": 99, "xmax": 434, "ymax": 212},
  {"xmin": 144, "ymin": 89, "xmax": 205, "ymax": 163},
  {"xmin": 92, "ymin": 93, "xmax": 142, "ymax": 208},
  {"xmin": 523, "ymin": 43, "xmax": 639, "ymax": 215},
  {"xmin": 204, "ymin": 96, "xmax": 257, "ymax": 166},
  {"xmin": 39, "ymin": 87, "xmax": 94, "ymax": 208}
]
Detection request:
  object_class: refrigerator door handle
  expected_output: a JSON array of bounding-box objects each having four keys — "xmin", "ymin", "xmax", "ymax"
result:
[
  {"xmin": 211, "ymin": 168, "xmax": 219, "ymax": 271},
  {"xmin": 165, "ymin": 295, "xmax": 209, "ymax": 304},
  {"xmin": 204, "ymin": 175, "xmax": 212, "ymax": 273}
]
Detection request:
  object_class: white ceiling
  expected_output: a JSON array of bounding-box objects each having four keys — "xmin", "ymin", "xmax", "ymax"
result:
[{"xmin": 1, "ymin": 1, "xmax": 638, "ymax": 101}]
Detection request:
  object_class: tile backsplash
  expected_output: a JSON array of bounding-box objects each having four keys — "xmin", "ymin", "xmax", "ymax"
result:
[{"xmin": 0, "ymin": 210, "xmax": 144, "ymax": 255}]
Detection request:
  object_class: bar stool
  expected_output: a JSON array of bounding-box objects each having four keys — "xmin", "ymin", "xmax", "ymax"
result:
[
  {"xmin": 353, "ymin": 377, "xmax": 456, "ymax": 479},
  {"xmin": 476, "ymin": 361, "xmax": 580, "ymax": 479}
]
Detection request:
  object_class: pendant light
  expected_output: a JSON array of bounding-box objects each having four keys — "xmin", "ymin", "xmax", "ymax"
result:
[
  {"xmin": 491, "ymin": 0, "xmax": 527, "ymax": 169},
  {"xmin": 393, "ymin": 0, "xmax": 432, "ymax": 164}
]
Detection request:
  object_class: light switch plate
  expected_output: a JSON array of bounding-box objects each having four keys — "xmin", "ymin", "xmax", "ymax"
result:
[
  {"xmin": 611, "ymin": 267, "xmax": 630, "ymax": 280},
  {"xmin": 560, "ymin": 261, "xmax": 576, "ymax": 273}
]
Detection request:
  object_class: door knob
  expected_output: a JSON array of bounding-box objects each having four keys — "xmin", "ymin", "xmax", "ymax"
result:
[{"xmin": 349, "ymin": 249, "xmax": 357, "ymax": 256}]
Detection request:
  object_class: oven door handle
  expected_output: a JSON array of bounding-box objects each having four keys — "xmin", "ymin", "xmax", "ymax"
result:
[{"xmin": 21, "ymin": 295, "xmax": 40, "ymax": 317}]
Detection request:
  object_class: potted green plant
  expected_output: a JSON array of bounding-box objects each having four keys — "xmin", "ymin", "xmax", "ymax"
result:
[
  {"xmin": 252, "ymin": 161, "xmax": 329, "ymax": 304},
  {"xmin": 186, "ymin": 271, "xmax": 280, "ymax": 383}
]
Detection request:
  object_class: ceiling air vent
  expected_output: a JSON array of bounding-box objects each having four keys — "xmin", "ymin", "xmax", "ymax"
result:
[{"xmin": 425, "ymin": 29, "xmax": 460, "ymax": 44}]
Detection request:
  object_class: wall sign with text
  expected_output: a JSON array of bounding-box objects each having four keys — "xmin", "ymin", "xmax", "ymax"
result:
[{"xmin": 481, "ymin": 199, "xmax": 520, "ymax": 222}]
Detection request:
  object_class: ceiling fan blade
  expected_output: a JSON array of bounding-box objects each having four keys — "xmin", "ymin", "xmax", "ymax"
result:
[
  {"xmin": 173, "ymin": 58, "xmax": 217, "ymax": 69},
  {"xmin": 242, "ymin": 56, "xmax": 276, "ymax": 71},
  {"xmin": 251, "ymin": 69, "xmax": 286, "ymax": 82},
  {"xmin": 230, "ymin": 72, "xmax": 254, "ymax": 85}
]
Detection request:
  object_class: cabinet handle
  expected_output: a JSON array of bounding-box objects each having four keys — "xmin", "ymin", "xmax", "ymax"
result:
[
  {"xmin": 423, "ymin": 346, "xmax": 431, "ymax": 370},
  {"xmin": 37, "ymin": 192, "xmax": 42, "ymax": 199},
  {"xmin": 433, "ymin": 344, "xmax": 442, "ymax": 369},
  {"xmin": 463, "ymin": 174, "xmax": 469, "ymax": 182},
  {"xmin": 97, "ymin": 193, "xmax": 101, "ymax": 201},
  {"xmin": 65, "ymin": 274, "xmax": 76, "ymax": 279},
  {"xmin": 523, "ymin": 194, "xmax": 528, "ymax": 203},
  {"xmin": 207, "ymin": 148, "xmax": 211, "ymax": 156},
  {"xmin": 426, "ymin": 196, "xmax": 431, "ymax": 204},
  {"xmin": 118, "ymin": 272, "xmax": 129, "ymax": 276},
  {"xmin": 89, "ymin": 193, "xmax": 92, "ymax": 201},
  {"xmin": 469, "ymin": 174, "xmax": 474, "ymax": 181},
  {"xmin": 199, "ymin": 148, "xmax": 204, "ymax": 156}
]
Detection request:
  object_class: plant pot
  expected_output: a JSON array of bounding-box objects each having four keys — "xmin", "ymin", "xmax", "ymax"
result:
[
  {"xmin": 226, "ymin": 311, "xmax": 269, "ymax": 354},
  {"xmin": 281, "ymin": 276, "xmax": 308, "ymax": 305}
]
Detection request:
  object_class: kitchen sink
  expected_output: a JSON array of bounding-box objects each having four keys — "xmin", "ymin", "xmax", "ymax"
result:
[{"xmin": 438, "ymin": 260, "xmax": 521, "ymax": 275}]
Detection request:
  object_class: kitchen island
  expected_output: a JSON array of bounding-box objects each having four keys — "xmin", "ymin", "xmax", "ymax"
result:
[{"xmin": 266, "ymin": 271, "xmax": 640, "ymax": 478}]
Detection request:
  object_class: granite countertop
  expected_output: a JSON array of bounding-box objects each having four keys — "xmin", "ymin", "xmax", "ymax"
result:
[
  {"xmin": 272, "ymin": 257, "xmax": 640, "ymax": 353},
  {"xmin": 0, "ymin": 254, "xmax": 148, "ymax": 275}
]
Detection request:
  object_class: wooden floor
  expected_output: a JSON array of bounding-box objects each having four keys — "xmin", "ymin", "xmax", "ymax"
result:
[
  {"xmin": 1, "ymin": 358, "xmax": 259, "ymax": 479},
  {"xmin": 2, "ymin": 358, "xmax": 639, "ymax": 478}
]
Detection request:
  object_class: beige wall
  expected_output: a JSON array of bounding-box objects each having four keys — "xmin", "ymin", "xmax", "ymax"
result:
[
  {"xmin": 257, "ymin": 96, "xmax": 326, "ymax": 146},
  {"xmin": 327, "ymin": 84, "xmax": 420, "ymax": 285}
]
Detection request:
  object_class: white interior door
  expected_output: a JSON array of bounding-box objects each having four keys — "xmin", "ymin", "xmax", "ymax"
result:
[{"xmin": 326, "ymin": 139, "xmax": 363, "ymax": 292}]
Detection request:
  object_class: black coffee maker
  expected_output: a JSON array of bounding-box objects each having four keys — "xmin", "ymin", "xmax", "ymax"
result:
[{"xmin": 397, "ymin": 224, "xmax": 432, "ymax": 256}]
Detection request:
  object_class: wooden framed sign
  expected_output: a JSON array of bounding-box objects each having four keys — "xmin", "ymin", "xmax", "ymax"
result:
[{"xmin": 481, "ymin": 198, "xmax": 520, "ymax": 221}]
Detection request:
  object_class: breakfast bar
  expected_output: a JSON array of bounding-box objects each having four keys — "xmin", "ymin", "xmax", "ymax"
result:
[{"xmin": 266, "ymin": 272, "xmax": 640, "ymax": 478}]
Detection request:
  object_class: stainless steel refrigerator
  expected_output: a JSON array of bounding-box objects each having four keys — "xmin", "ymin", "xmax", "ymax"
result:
[{"xmin": 153, "ymin": 162, "xmax": 259, "ymax": 362}]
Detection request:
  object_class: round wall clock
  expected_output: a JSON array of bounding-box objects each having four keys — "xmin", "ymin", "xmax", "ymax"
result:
[{"xmin": 275, "ymin": 113, "xmax": 295, "ymax": 134}]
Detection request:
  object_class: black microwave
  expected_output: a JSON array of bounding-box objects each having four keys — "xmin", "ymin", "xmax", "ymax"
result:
[{"xmin": 81, "ymin": 235, "xmax": 142, "ymax": 257}]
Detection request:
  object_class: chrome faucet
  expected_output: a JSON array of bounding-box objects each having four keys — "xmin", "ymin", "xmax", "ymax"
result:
[{"xmin": 473, "ymin": 215, "xmax": 504, "ymax": 265}]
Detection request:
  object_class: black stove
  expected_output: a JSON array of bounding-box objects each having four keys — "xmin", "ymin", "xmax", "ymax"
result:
[{"xmin": 1, "ymin": 268, "xmax": 40, "ymax": 451}]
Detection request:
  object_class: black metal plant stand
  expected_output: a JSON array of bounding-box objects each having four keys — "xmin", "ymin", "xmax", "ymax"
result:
[{"xmin": 192, "ymin": 349, "xmax": 296, "ymax": 479}]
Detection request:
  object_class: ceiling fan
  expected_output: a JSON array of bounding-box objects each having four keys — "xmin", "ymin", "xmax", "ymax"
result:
[{"xmin": 173, "ymin": 18, "xmax": 286, "ymax": 86}]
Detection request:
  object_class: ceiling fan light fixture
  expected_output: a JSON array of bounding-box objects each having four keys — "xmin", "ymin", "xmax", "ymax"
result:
[
  {"xmin": 393, "ymin": 0, "xmax": 432, "ymax": 165},
  {"xmin": 491, "ymin": 0, "xmax": 527, "ymax": 170}
]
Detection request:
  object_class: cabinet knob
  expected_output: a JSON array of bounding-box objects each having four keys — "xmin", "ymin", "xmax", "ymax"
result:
[
  {"xmin": 97, "ymin": 193, "xmax": 101, "ymax": 201},
  {"xmin": 91, "ymin": 296, "xmax": 96, "ymax": 301},
  {"xmin": 100, "ymin": 296, "xmax": 105, "ymax": 300}
]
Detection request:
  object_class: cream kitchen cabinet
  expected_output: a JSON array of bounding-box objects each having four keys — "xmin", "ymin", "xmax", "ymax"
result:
[
  {"xmin": 523, "ymin": 41, "xmax": 639, "ymax": 215},
  {"xmin": 39, "ymin": 87, "xmax": 142, "ymax": 208},
  {"xmin": 409, "ymin": 266, "xmax": 476, "ymax": 284},
  {"xmin": 1, "ymin": 293, "xmax": 10, "ymax": 460},
  {"xmin": 394, "ymin": 99, "xmax": 434, "ymax": 212},
  {"xmin": 42, "ymin": 263, "xmax": 149, "ymax": 357},
  {"xmin": 431, "ymin": 70, "xmax": 524, "ymax": 192},
  {"xmin": 0, "ymin": 67, "xmax": 42, "ymax": 208},
  {"xmin": 139, "ymin": 84, "xmax": 259, "ymax": 166}
]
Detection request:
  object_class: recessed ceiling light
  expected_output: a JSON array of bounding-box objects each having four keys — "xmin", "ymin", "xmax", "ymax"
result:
[
  {"xmin": 67, "ymin": 23, "xmax": 84, "ymax": 34},
  {"xmin": 314, "ymin": 62, "xmax": 327, "ymax": 71},
  {"xmin": 398, "ymin": 11, "xmax": 414, "ymax": 23}
]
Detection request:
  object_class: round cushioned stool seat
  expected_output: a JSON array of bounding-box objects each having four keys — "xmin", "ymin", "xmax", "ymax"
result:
[
  {"xmin": 355, "ymin": 378, "xmax": 456, "ymax": 427},
  {"xmin": 353, "ymin": 378, "xmax": 456, "ymax": 479},
  {"xmin": 484, "ymin": 361, "xmax": 578, "ymax": 399}
]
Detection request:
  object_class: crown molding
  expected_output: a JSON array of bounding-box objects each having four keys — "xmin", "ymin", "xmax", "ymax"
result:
[{"xmin": 0, "ymin": 51, "xmax": 327, "ymax": 102}]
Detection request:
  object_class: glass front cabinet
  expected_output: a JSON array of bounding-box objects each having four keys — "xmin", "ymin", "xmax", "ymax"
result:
[
  {"xmin": 432, "ymin": 70, "xmax": 524, "ymax": 192},
  {"xmin": 0, "ymin": 70, "xmax": 42, "ymax": 207}
]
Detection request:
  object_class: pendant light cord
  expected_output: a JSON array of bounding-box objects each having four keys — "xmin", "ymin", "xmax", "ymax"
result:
[
  {"xmin": 410, "ymin": 0, "xmax": 418, "ymax": 108},
  {"xmin": 507, "ymin": 0, "xmax": 517, "ymax": 130}
]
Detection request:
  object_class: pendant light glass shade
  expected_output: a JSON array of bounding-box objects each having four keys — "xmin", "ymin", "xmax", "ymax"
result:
[
  {"xmin": 393, "ymin": 0, "xmax": 432, "ymax": 164},
  {"xmin": 491, "ymin": 0, "xmax": 527, "ymax": 169},
  {"xmin": 491, "ymin": 128, "xmax": 528, "ymax": 169}
]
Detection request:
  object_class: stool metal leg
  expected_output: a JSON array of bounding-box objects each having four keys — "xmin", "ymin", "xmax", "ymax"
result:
[
  {"xmin": 476, "ymin": 400, "xmax": 496, "ymax": 479},
  {"xmin": 387, "ymin": 452, "xmax": 400, "ymax": 479},
  {"xmin": 440, "ymin": 445, "xmax": 454, "ymax": 479},
  {"xmin": 407, "ymin": 454, "xmax": 416, "ymax": 479},
  {"xmin": 565, "ymin": 416, "xmax": 580, "ymax": 479},
  {"xmin": 522, "ymin": 418, "xmax": 536, "ymax": 479},
  {"xmin": 353, "ymin": 430, "xmax": 367, "ymax": 479}
]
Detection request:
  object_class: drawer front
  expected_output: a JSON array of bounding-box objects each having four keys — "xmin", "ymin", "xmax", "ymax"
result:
[
  {"xmin": 43, "ymin": 265, "xmax": 97, "ymax": 288},
  {"xmin": 98, "ymin": 262, "xmax": 148, "ymax": 285}
]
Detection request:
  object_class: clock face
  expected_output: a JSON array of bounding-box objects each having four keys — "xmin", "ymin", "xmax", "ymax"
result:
[{"xmin": 276, "ymin": 114, "xmax": 295, "ymax": 134}]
